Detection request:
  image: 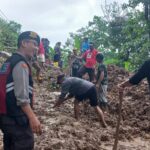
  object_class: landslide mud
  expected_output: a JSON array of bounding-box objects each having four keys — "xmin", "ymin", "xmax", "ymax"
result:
[{"xmin": 0, "ymin": 65, "xmax": 150, "ymax": 150}]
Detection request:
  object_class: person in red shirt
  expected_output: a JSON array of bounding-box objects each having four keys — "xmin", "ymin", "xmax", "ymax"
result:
[
  {"xmin": 78, "ymin": 42, "xmax": 98, "ymax": 82},
  {"xmin": 38, "ymin": 40, "xmax": 45, "ymax": 68}
]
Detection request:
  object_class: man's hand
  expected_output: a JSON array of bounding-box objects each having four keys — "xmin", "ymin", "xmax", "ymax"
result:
[
  {"xmin": 53, "ymin": 98, "xmax": 65, "ymax": 108},
  {"xmin": 66, "ymin": 94, "xmax": 74, "ymax": 99},
  {"xmin": 29, "ymin": 115, "xmax": 42, "ymax": 135},
  {"xmin": 53, "ymin": 95, "xmax": 72, "ymax": 108},
  {"xmin": 53, "ymin": 100, "xmax": 61, "ymax": 108},
  {"xmin": 118, "ymin": 80, "xmax": 132, "ymax": 93},
  {"xmin": 21, "ymin": 104, "xmax": 42, "ymax": 135}
]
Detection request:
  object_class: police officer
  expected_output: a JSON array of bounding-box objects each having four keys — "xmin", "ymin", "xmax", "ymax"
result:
[{"xmin": 0, "ymin": 31, "xmax": 42, "ymax": 150}]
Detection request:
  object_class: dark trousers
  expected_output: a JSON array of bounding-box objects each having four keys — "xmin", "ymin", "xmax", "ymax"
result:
[
  {"xmin": 71, "ymin": 68, "xmax": 79, "ymax": 77},
  {"xmin": 0, "ymin": 116, "xmax": 34, "ymax": 150},
  {"xmin": 77, "ymin": 66, "xmax": 95, "ymax": 81},
  {"xmin": 75, "ymin": 86, "xmax": 98, "ymax": 107}
]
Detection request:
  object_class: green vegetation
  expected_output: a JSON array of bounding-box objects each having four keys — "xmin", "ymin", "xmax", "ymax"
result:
[
  {"xmin": 66, "ymin": 0, "xmax": 150, "ymax": 71},
  {"xmin": 0, "ymin": 18, "xmax": 21, "ymax": 52},
  {"xmin": 0, "ymin": 0, "xmax": 150, "ymax": 71}
]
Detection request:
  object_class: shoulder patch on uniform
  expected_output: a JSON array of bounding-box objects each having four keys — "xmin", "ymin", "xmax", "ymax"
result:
[
  {"xmin": 0, "ymin": 63, "xmax": 10, "ymax": 74},
  {"xmin": 21, "ymin": 63, "xmax": 28, "ymax": 68}
]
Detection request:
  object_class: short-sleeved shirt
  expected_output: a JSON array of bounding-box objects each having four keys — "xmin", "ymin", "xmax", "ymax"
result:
[
  {"xmin": 59, "ymin": 77, "xmax": 94, "ymax": 99},
  {"xmin": 82, "ymin": 49, "xmax": 98, "ymax": 68},
  {"xmin": 129, "ymin": 60, "xmax": 150, "ymax": 87},
  {"xmin": 97, "ymin": 63, "xmax": 108, "ymax": 85},
  {"xmin": 12, "ymin": 60, "xmax": 31, "ymax": 106}
]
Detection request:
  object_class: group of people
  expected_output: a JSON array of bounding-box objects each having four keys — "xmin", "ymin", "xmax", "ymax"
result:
[
  {"xmin": 56, "ymin": 39, "xmax": 109, "ymax": 128},
  {"xmin": 68, "ymin": 39, "xmax": 108, "ymax": 109},
  {"xmin": 0, "ymin": 31, "xmax": 150, "ymax": 150},
  {"xmin": 29, "ymin": 36, "xmax": 63, "ymax": 82}
]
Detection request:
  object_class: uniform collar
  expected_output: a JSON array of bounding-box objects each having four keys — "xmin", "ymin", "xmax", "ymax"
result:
[{"xmin": 15, "ymin": 52, "xmax": 30, "ymax": 64}]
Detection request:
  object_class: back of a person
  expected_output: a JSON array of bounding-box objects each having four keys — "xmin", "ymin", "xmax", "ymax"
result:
[{"xmin": 65, "ymin": 77, "xmax": 94, "ymax": 95}]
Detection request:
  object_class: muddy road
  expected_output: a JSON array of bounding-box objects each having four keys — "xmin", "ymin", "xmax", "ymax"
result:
[{"xmin": 0, "ymin": 65, "xmax": 150, "ymax": 150}]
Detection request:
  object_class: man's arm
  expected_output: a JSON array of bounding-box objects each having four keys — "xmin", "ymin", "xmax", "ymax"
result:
[
  {"xmin": 21, "ymin": 104, "xmax": 41, "ymax": 134},
  {"xmin": 13, "ymin": 61, "xmax": 41, "ymax": 134},
  {"xmin": 118, "ymin": 60, "xmax": 148, "ymax": 92},
  {"xmin": 54, "ymin": 93, "xmax": 74, "ymax": 108},
  {"xmin": 129, "ymin": 61, "xmax": 148, "ymax": 85},
  {"xmin": 120, "ymin": 80, "xmax": 133, "ymax": 88},
  {"xmin": 53, "ymin": 97, "xmax": 66, "ymax": 108},
  {"xmin": 118, "ymin": 80, "xmax": 133, "ymax": 93},
  {"xmin": 53, "ymin": 80, "xmax": 71, "ymax": 107},
  {"xmin": 82, "ymin": 51, "xmax": 87, "ymax": 61},
  {"xmin": 13, "ymin": 62, "xmax": 31, "ymax": 105}
]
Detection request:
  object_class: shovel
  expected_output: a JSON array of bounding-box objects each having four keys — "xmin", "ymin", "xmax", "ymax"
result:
[{"xmin": 112, "ymin": 91, "xmax": 123, "ymax": 150}]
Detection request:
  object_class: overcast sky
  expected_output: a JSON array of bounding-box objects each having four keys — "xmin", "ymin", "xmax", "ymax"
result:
[{"xmin": 0, "ymin": 0, "xmax": 128, "ymax": 46}]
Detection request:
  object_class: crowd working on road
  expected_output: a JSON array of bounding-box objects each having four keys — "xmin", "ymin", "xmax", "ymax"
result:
[{"xmin": 0, "ymin": 31, "xmax": 149, "ymax": 150}]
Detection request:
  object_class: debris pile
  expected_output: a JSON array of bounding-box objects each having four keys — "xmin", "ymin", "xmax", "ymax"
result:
[
  {"xmin": 0, "ymin": 62, "xmax": 150, "ymax": 150},
  {"xmin": 107, "ymin": 65, "xmax": 150, "ymax": 139},
  {"xmin": 33, "ymin": 64, "xmax": 150, "ymax": 149}
]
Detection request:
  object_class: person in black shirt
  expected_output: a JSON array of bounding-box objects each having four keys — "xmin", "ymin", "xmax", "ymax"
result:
[
  {"xmin": 95, "ymin": 53, "xmax": 108, "ymax": 111},
  {"xmin": 54, "ymin": 75, "xmax": 107, "ymax": 128},
  {"xmin": 119, "ymin": 60, "xmax": 150, "ymax": 91}
]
